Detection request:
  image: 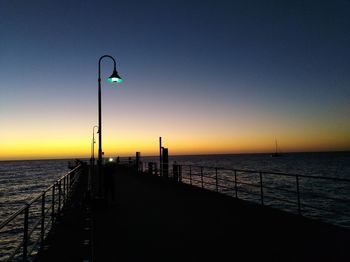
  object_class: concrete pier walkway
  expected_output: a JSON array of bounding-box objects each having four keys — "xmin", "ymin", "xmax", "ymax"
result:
[{"xmin": 36, "ymin": 164, "xmax": 350, "ymax": 261}]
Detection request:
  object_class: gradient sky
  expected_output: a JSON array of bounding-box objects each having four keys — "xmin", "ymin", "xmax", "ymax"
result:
[{"xmin": 1, "ymin": 0, "xmax": 350, "ymax": 160}]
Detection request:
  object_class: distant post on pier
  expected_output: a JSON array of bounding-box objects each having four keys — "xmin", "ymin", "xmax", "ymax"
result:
[
  {"xmin": 173, "ymin": 162, "xmax": 178, "ymax": 181},
  {"xmin": 178, "ymin": 165, "xmax": 182, "ymax": 182},
  {"xmin": 136, "ymin": 152, "xmax": 141, "ymax": 172},
  {"xmin": 162, "ymin": 147, "xmax": 169, "ymax": 178},
  {"xmin": 173, "ymin": 163, "xmax": 182, "ymax": 182},
  {"xmin": 159, "ymin": 137, "xmax": 162, "ymax": 176},
  {"xmin": 148, "ymin": 162, "xmax": 156, "ymax": 175},
  {"xmin": 154, "ymin": 163, "xmax": 158, "ymax": 176}
]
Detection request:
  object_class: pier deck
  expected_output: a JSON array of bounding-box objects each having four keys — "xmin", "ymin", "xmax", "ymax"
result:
[{"xmin": 36, "ymin": 165, "xmax": 350, "ymax": 261}]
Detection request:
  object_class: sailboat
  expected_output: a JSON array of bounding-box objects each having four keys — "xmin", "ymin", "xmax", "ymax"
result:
[{"xmin": 271, "ymin": 139, "xmax": 282, "ymax": 157}]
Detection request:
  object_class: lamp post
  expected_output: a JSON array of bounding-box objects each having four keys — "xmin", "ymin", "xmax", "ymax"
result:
[
  {"xmin": 91, "ymin": 125, "xmax": 99, "ymax": 165},
  {"xmin": 97, "ymin": 55, "xmax": 123, "ymax": 196},
  {"xmin": 89, "ymin": 125, "xmax": 99, "ymax": 196},
  {"xmin": 92, "ymin": 126, "xmax": 99, "ymax": 177}
]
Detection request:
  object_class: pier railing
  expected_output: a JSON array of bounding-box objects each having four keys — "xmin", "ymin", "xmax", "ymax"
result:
[
  {"xmin": 143, "ymin": 162, "xmax": 350, "ymax": 228},
  {"xmin": 0, "ymin": 164, "xmax": 83, "ymax": 262}
]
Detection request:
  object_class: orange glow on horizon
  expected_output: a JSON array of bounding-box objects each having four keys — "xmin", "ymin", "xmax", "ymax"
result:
[
  {"xmin": 1, "ymin": 131, "xmax": 349, "ymax": 160},
  {"xmin": 1, "ymin": 102, "xmax": 349, "ymax": 160}
]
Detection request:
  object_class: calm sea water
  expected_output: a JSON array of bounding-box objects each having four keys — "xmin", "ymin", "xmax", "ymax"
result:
[
  {"xmin": 143, "ymin": 151, "xmax": 350, "ymax": 228},
  {"xmin": 0, "ymin": 159, "xmax": 70, "ymax": 223},
  {"xmin": 1, "ymin": 152, "xmax": 350, "ymax": 223},
  {"xmin": 0, "ymin": 159, "xmax": 71, "ymax": 260},
  {"xmin": 0, "ymin": 152, "xmax": 349, "ymax": 259}
]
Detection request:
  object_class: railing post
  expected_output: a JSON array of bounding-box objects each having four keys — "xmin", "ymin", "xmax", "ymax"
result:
[
  {"xmin": 296, "ymin": 175, "xmax": 301, "ymax": 215},
  {"xmin": 179, "ymin": 165, "xmax": 182, "ymax": 182},
  {"xmin": 201, "ymin": 167, "xmax": 204, "ymax": 188},
  {"xmin": 58, "ymin": 181, "xmax": 62, "ymax": 214},
  {"xmin": 234, "ymin": 170, "xmax": 238, "ymax": 198},
  {"xmin": 259, "ymin": 172, "xmax": 264, "ymax": 205},
  {"xmin": 189, "ymin": 166, "xmax": 192, "ymax": 185},
  {"xmin": 66, "ymin": 175, "xmax": 69, "ymax": 199},
  {"xmin": 63, "ymin": 176, "xmax": 66, "ymax": 205},
  {"xmin": 23, "ymin": 205, "xmax": 29, "ymax": 261},
  {"xmin": 51, "ymin": 184, "xmax": 55, "ymax": 225},
  {"xmin": 66, "ymin": 176, "xmax": 68, "ymax": 200},
  {"xmin": 41, "ymin": 193, "xmax": 45, "ymax": 249},
  {"xmin": 173, "ymin": 163, "xmax": 178, "ymax": 181},
  {"xmin": 179, "ymin": 165, "xmax": 182, "ymax": 183},
  {"xmin": 67, "ymin": 174, "xmax": 70, "ymax": 195},
  {"xmin": 69, "ymin": 172, "xmax": 73, "ymax": 188},
  {"xmin": 215, "ymin": 168, "xmax": 218, "ymax": 192},
  {"xmin": 67, "ymin": 175, "xmax": 69, "ymax": 196}
]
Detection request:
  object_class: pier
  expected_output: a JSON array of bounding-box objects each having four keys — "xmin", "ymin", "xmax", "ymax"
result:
[
  {"xmin": 2, "ymin": 1, "xmax": 350, "ymax": 261},
  {"xmin": 35, "ymin": 163, "xmax": 349, "ymax": 261},
  {"xmin": 0, "ymin": 161, "xmax": 350, "ymax": 262}
]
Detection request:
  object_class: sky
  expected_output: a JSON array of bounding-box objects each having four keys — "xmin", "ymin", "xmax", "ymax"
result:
[{"xmin": 0, "ymin": 0, "xmax": 349, "ymax": 160}]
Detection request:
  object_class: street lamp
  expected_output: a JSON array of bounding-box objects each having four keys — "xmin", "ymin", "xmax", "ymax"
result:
[{"xmin": 97, "ymin": 55, "xmax": 123, "ymax": 196}]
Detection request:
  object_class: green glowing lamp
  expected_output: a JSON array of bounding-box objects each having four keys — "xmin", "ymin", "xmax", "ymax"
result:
[{"xmin": 108, "ymin": 69, "xmax": 123, "ymax": 83}]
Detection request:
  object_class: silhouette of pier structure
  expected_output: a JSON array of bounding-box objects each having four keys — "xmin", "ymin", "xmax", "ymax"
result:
[
  {"xmin": 1, "ymin": 155, "xmax": 350, "ymax": 261},
  {"xmin": 34, "ymin": 159, "xmax": 350, "ymax": 261}
]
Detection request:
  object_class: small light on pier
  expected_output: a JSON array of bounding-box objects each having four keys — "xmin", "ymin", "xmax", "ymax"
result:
[{"xmin": 109, "ymin": 158, "xmax": 114, "ymax": 162}]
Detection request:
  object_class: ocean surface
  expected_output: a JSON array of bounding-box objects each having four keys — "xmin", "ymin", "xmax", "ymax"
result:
[
  {"xmin": 1, "ymin": 152, "xmax": 350, "ymax": 224},
  {"xmin": 0, "ymin": 159, "xmax": 71, "ymax": 224},
  {"xmin": 143, "ymin": 151, "xmax": 350, "ymax": 228},
  {"xmin": 0, "ymin": 152, "xmax": 349, "ymax": 259},
  {"xmin": 0, "ymin": 159, "xmax": 73, "ymax": 260}
]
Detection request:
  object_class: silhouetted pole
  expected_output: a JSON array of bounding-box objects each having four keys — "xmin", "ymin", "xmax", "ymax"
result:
[
  {"xmin": 162, "ymin": 147, "xmax": 169, "ymax": 178},
  {"xmin": 136, "ymin": 152, "xmax": 141, "ymax": 172},
  {"xmin": 159, "ymin": 137, "xmax": 162, "ymax": 176},
  {"xmin": 90, "ymin": 125, "xmax": 98, "ymax": 195},
  {"xmin": 92, "ymin": 125, "xmax": 99, "ymax": 165},
  {"xmin": 97, "ymin": 55, "xmax": 123, "ymax": 197}
]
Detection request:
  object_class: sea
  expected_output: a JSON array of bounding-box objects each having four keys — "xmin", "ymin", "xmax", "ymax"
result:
[
  {"xmin": 141, "ymin": 151, "xmax": 350, "ymax": 228},
  {"xmin": 0, "ymin": 152, "xmax": 350, "ymax": 259}
]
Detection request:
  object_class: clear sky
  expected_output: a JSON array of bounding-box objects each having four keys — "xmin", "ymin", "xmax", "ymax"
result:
[{"xmin": 1, "ymin": 0, "xmax": 349, "ymax": 160}]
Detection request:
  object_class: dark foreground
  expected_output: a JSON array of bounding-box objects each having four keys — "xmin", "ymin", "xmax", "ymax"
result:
[{"xmin": 36, "ymin": 165, "xmax": 350, "ymax": 261}]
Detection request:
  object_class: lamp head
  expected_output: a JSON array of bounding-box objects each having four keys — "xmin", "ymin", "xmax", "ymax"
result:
[{"xmin": 108, "ymin": 69, "xmax": 123, "ymax": 83}]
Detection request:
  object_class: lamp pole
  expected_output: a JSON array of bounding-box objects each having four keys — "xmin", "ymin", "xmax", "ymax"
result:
[
  {"xmin": 97, "ymin": 55, "xmax": 123, "ymax": 196},
  {"xmin": 89, "ymin": 125, "xmax": 98, "ymax": 196},
  {"xmin": 92, "ymin": 125, "xmax": 98, "ymax": 166}
]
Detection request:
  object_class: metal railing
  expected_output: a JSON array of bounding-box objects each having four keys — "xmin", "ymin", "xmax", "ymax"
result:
[
  {"xmin": 0, "ymin": 165, "xmax": 83, "ymax": 261},
  {"xmin": 143, "ymin": 163, "xmax": 350, "ymax": 228}
]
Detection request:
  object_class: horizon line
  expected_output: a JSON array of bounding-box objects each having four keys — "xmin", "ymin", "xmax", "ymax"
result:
[{"xmin": 1, "ymin": 149, "xmax": 349, "ymax": 162}]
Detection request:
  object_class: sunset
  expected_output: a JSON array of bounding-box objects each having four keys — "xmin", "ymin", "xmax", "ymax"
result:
[
  {"xmin": 1, "ymin": 1, "xmax": 350, "ymax": 261},
  {"xmin": 1, "ymin": 1, "xmax": 349, "ymax": 160}
]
